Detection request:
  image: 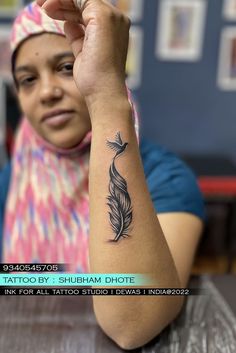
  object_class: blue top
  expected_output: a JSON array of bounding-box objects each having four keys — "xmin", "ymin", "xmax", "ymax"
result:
[{"xmin": 0, "ymin": 139, "xmax": 205, "ymax": 261}]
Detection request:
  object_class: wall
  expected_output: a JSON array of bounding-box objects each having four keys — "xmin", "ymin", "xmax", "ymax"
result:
[{"xmin": 134, "ymin": 0, "xmax": 236, "ymax": 161}]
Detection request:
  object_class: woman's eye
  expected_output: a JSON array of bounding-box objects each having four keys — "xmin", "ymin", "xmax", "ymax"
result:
[
  {"xmin": 59, "ymin": 63, "xmax": 74, "ymax": 74},
  {"xmin": 18, "ymin": 76, "xmax": 36, "ymax": 87}
]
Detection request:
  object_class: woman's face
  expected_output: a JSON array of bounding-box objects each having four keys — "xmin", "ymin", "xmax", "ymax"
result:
[{"xmin": 14, "ymin": 33, "xmax": 91, "ymax": 149}]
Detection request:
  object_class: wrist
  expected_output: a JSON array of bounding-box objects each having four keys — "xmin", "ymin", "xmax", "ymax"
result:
[
  {"xmin": 87, "ymin": 94, "xmax": 133, "ymax": 127},
  {"xmin": 85, "ymin": 76, "xmax": 128, "ymax": 113}
]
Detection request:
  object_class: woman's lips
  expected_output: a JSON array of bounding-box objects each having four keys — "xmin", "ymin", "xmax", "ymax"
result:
[{"xmin": 41, "ymin": 110, "xmax": 75, "ymax": 127}]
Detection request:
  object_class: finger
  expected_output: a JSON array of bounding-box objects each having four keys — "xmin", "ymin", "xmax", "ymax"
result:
[
  {"xmin": 44, "ymin": 9, "xmax": 83, "ymax": 22},
  {"xmin": 39, "ymin": 0, "xmax": 118, "ymax": 13},
  {"xmin": 36, "ymin": 0, "xmax": 47, "ymax": 6},
  {"xmin": 41, "ymin": 0, "xmax": 76, "ymax": 12},
  {"xmin": 64, "ymin": 21, "xmax": 85, "ymax": 57},
  {"xmin": 73, "ymin": 0, "xmax": 112, "ymax": 12}
]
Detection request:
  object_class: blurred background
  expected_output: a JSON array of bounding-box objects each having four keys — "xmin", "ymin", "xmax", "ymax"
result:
[{"xmin": 1, "ymin": 0, "xmax": 236, "ymax": 274}]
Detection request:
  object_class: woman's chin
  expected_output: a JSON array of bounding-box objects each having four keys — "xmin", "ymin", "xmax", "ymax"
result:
[
  {"xmin": 37, "ymin": 124, "xmax": 91, "ymax": 149},
  {"xmin": 48, "ymin": 138, "xmax": 82, "ymax": 149},
  {"xmin": 45, "ymin": 133, "xmax": 87, "ymax": 149}
]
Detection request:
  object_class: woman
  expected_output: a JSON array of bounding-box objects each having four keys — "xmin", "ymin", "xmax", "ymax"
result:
[{"xmin": 0, "ymin": 0, "xmax": 205, "ymax": 349}]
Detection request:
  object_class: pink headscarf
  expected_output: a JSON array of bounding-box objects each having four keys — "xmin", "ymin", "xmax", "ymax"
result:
[{"xmin": 3, "ymin": 1, "xmax": 139, "ymax": 272}]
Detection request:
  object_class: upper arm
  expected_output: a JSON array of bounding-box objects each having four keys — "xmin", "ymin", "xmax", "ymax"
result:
[{"xmin": 157, "ymin": 212, "xmax": 203, "ymax": 287}]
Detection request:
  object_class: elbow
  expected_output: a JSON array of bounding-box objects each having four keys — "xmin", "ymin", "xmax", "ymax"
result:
[
  {"xmin": 100, "ymin": 321, "xmax": 158, "ymax": 351},
  {"xmin": 115, "ymin": 300, "xmax": 184, "ymax": 350},
  {"xmin": 114, "ymin": 334, "xmax": 149, "ymax": 351},
  {"xmin": 94, "ymin": 296, "xmax": 184, "ymax": 350},
  {"xmin": 113, "ymin": 330, "xmax": 160, "ymax": 351}
]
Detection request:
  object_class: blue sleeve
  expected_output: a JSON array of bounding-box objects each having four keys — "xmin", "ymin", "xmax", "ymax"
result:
[
  {"xmin": 0, "ymin": 162, "xmax": 11, "ymax": 262},
  {"xmin": 140, "ymin": 139, "xmax": 205, "ymax": 220}
]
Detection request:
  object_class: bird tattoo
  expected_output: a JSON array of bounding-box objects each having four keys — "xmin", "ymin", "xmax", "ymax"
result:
[
  {"xmin": 106, "ymin": 132, "xmax": 133, "ymax": 242},
  {"xmin": 106, "ymin": 132, "xmax": 128, "ymax": 158}
]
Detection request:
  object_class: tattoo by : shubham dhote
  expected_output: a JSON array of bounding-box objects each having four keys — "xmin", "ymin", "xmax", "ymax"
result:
[{"xmin": 106, "ymin": 132, "xmax": 133, "ymax": 242}]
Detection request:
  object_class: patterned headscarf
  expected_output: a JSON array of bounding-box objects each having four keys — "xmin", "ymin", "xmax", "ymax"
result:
[
  {"xmin": 3, "ymin": 1, "xmax": 139, "ymax": 272},
  {"xmin": 10, "ymin": 1, "xmax": 65, "ymax": 53}
]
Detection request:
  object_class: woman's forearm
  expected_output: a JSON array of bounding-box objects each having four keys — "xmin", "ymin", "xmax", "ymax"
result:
[{"xmin": 88, "ymin": 96, "xmax": 183, "ymax": 349}]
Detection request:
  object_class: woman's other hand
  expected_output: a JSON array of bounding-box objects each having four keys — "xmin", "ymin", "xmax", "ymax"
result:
[{"xmin": 36, "ymin": 0, "xmax": 130, "ymax": 105}]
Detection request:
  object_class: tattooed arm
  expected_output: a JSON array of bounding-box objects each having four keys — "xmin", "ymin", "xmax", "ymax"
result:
[
  {"xmin": 88, "ymin": 98, "xmax": 185, "ymax": 349},
  {"xmin": 38, "ymin": 0, "xmax": 202, "ymax": 350}
]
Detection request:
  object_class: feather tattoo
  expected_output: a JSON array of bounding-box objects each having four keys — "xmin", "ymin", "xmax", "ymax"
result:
[{"xmin": 106, "ymin": 132, "xmax": 133, "ymax": 242}]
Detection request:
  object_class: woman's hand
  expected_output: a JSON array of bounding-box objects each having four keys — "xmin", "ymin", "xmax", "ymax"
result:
[{"xmin": 36, "ymin": 0, "xmax": 130, "ymax": 104}]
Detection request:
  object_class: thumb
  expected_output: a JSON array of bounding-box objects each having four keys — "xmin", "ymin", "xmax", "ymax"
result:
[{"xmin": 64, "ymin": 21, "xmax": 85, "ymax": 58}]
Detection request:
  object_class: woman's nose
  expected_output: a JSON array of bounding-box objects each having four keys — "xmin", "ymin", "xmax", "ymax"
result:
[{"xmin": 39, "ymin": 77, "xmax": 63, "ymax": 104}]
